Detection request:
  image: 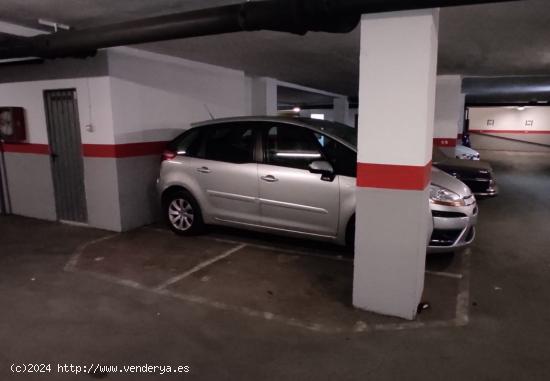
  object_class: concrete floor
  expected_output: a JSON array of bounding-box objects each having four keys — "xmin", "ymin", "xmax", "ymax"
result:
[{"xmin": 1, "ymin": 150, "xmax": 549, "ymax": 380}]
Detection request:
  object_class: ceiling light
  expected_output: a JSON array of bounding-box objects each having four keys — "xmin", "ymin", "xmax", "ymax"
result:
[
  {"xmin": 516, "ymin": 106, "xmax": 526, "ymax": 111},
  {"xmin": 38, "ymin": 19, "xmax": 71, "ymax": 32},
  {"xmin": 292, "ymin": 107, "xmax": 301, "ymax": 113},
  {"xmin": 311, "ymin": 113, "xmax": 325, "ymax": 120}
]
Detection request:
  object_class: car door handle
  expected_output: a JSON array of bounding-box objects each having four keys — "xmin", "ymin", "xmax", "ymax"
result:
[
  {"xmin": 261, "ymin": 175, "xmax": 278, "ymax": 183},
  {"xmin": 197, "ymin": 166, "xmax": 211, "ymax": 173}
]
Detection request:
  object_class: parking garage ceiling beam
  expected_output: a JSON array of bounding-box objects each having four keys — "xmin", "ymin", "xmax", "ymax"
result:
[{"xmin": 0, "ymin": 0, "xmax": 522, "ymax": 60}]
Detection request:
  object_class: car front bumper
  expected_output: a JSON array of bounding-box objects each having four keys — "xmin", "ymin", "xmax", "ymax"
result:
[{"xmin": 427, "ymin": 200, "xmax": 478, "ymax": 254}]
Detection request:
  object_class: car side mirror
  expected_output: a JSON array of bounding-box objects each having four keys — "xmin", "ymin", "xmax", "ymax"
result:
[{"xmin": 308, "ymin": 160, "xmax": 335, "ymax": 181}]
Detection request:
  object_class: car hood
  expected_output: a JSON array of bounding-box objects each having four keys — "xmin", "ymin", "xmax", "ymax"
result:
[
  {"xmin": 434, "ymin": 157, "xmax": 493, "ymax": 175},
  {"xmin": 456, "ymin": 145, "xmax": 479, "ymax": 156},
  {"xmin": 431, "ymin": 167, "xmax": 472, "ymax": 198}
]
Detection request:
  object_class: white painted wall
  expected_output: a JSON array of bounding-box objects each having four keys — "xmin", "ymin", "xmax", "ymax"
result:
[
  {"xmin": 434, "ymin": 75, "xmax": 463, "ymax": 139},
  {"xmin": 107, "ymin": 48, "xmax": 250, "ymax": 144},
  {"xmin": 469, "ymin": 106, "xmax": 550, "ymax": 132},
  {"xmin": 0, "ymin": 77, "xmax": 114, "ymax": 144},
  {"xmin": 0, "ymin": 76, "xmax": 116, "ymax": 228},
  {"xmin": 250, "ymin": 77, "xmax": 277, "ymax": 116}
]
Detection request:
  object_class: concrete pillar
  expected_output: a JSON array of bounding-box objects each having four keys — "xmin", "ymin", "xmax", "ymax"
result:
[
  {"xmin": 333, "ymin": 97, "xmax": 350, "ymax": 126},
  {"xmin": 458, "ymin": 93, "xmax": 466, "ymax": 143},
  {"xmin": 353, "ymin": 9, "xmax": 438, "ymax": 320},
  {"xmin": 434, "ymin": 75, "xmax": 463, "ymax": 155},
  {"xmin": 250, "ymin": 77, "xmax": 277, "ymax": 116}
]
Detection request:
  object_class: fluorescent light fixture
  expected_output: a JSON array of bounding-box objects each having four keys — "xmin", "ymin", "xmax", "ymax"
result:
[
  {"xmin": 311, "ymin": 113, "xmax": 325, "ymax": 120},
  {"xmin": 292, "ymin": 107, "xmax": 301, "ymax": 113},
  {"xmin": 38, "ymin": 19, "xmax": 70, "ymax": 32},
  {"xmin": 276, "ymin": 152, "xmax": 321, "ymax": 158},
  {"xmin": 0, "ymin": 57, "xmax": 41, "ymax": 64}
]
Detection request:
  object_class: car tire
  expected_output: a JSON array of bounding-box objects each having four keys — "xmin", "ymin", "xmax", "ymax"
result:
[{"xmin": 164, "ymin": 190, "xmax": 204, "ymax": 236}]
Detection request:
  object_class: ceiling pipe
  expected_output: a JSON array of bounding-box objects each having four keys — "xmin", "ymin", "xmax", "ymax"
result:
[{"xmin": 0, "ymin": 0, "xmax": 522, "ymax": 60}]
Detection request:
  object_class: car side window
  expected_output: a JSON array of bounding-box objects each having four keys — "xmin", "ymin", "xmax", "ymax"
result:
[
  {"xmin": 169, "ymin": 128, "xmax": 203, "ymax": 157},
  {"xmin": 199, "ymin": 124, "xmax": 254, "ymax": 164},
  {"xmin": 265, "ymin": 125, "xmax": 324, "ymax": 170},
  {"xmin": 315, "ymin": 133, "xmax": 357, "ymax": 178}
]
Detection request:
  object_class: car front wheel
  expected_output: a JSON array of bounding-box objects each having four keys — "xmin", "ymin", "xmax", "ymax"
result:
[{"xmin": 164, "ymin": 190, "xmax": 204, "ymax": 235}]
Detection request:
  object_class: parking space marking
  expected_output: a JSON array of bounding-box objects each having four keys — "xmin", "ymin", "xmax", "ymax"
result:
[
  {"xmin": 64, "ymin": 233, "xmax": 119, "ymax": 272},
  {"xmin": 154, "ymin": 243, "xmax": 247, "ymax": 291},
  {"xmin": 144, "ymin": 227, "xmax": 353, "ymax": 263},
  {"xmin": 66, "ymin": 229, "xmax": 471, "ymax": 334},
  {"xmin": 155, "ymin": 288, "xmax": 343, "ymax": 333},
  {"xmin": 455, "ymin": 249, "xmax": 472, "ymax": 326}
]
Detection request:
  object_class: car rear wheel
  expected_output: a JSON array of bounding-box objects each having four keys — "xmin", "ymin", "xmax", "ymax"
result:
[{"xmin": 164, "ymin": 190, "xmax": 204, "ymax": 235}]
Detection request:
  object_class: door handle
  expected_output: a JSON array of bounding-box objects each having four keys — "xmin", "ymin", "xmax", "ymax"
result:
[
  {"xmin": 197, "ymin": 166, "xmax": 211, "ymax": 173},
  {"xmin": 261, "ymin": 175, "xmax": 278, "ymax": 183}
]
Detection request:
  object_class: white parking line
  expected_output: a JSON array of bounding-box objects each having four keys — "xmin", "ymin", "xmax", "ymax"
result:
[
  {"xmin": 68, "ymin": 229, "xmax": 471, "ymax": 334},
  {"xmin": 64, "ymin": 233, "xmax": 119, "ymax": 272},
  {"xmin": 144, "ymin": 226, "xmax": 353, "ymax": 263},
  {"xmin": 154, "ymin": 243, "xmax": 247, "ymax": 291},
  {"xmin": 455, "ymin": 249, "xmax": 472, "ymax": 326}
]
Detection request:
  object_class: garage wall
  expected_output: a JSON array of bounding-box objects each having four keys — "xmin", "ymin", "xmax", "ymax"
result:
[
  {"xmin": 0, "ymin": 70, "xmax": 122, "ymax": 229},
  {"xmin": 433, "ymin": 76, "xmax": 464, "ymax": 155},
  {"xmin": 106, "ymin": 48, "xmax": 251, "ymax": 230},
  {"xmin": 469, "ymin": 106, "xmax": 550, "ymax": 152}
]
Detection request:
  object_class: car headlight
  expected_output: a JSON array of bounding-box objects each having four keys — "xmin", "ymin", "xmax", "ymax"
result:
[
  {"xmin": 456, "ymin": 153, "xmax": 480, "ymax": 161},
  {"xmin": 429, "ymin": 184, "xmax": 465, "ymax": 206}
]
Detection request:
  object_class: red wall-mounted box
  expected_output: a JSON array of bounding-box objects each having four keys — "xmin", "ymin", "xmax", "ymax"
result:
[{"xmin": 0, "ymin": 107, "xmax": 26, "ymax": 143}]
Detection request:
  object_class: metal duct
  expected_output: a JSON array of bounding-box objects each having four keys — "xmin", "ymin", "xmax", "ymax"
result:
[{"xmin": 0, "ymin": 0, "xmax": 522, "ymax": 60}]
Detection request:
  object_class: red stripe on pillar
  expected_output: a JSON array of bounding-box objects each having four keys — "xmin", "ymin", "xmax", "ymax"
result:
[
  {"xmin": 433, "ymin": 138, "xmax": 457, "ymax": 147},
  {"xmin": 1, "ymin": 143, "xmax": 50, "ymax": 155},
  {"xmin": 357, "ymin": 161, "xmax": 432, "ymax": 191},
  {"xmin": 457, "ymin": 133, "xmax": 463, "ymax": 140},
  {"xmin": 82, "ymin": 141, "xmax": 168, "ymax": 158}
]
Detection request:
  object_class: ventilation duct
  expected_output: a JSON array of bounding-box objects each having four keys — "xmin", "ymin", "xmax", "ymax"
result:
[{"xmin": 0, "ymin": 0, "xmax": 521, "ymax": 60}]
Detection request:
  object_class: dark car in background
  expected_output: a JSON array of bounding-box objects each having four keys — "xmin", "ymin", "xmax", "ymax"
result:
[{"xmin": 433, "ymin": 147, "xmax": 498, "ymax": 197}]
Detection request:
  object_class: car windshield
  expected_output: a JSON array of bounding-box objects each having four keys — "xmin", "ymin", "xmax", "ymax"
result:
[{"xmin": 297, "ymin": 118, "xmax": 357, "ymax": 148}]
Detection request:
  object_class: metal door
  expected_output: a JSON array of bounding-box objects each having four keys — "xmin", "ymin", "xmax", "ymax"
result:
[{"xmin": 44, "ymin": 89, "xmax": 88, "ymax": 223}]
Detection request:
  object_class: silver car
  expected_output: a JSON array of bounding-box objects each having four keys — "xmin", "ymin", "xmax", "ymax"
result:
[{"xmin": 157, "ymin": 117, "xmax": 477, "ymax": 253}]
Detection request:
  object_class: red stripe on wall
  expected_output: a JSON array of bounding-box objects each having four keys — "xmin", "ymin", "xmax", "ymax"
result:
[
  {"xmin": 82, "ymin": 141, "xmax": 168, "ymax": 158},
  {"xmin": 433, "ymin": 138, "xmax": 457, "ymax": 147},
  {"xmin": 1, "ymin": 143, "xmax": 50, "ymax": 155},
  {"xmin": 470, "ymin": 129, "xmax": 550, "ymax": 134},
  {"xmin": 357, "ymin": 161, "xmax": 432, "ymax": 191},
  {"xmin": 2, "ymin": 142, "xmax": 168, "ymax": 158}
]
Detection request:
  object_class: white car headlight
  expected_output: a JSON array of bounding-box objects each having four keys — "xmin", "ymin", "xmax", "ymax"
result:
[
  {"xmin": 456, "ymin": 153, "xmax": 480, "ymax": 161},
  {"xmin": 429, "ymin": 184, "xmax": 465, "ymax": 206}
]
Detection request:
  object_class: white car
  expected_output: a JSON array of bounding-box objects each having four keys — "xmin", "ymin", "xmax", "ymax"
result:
[{"xmin": 455, "ymin": 145, "xmax": 480, "ymax": 160}]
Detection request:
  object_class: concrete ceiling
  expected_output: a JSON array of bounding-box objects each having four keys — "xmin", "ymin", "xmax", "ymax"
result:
[{"xmin": 1, "ymin": 0, "xmax": 550, "ymax": 96}]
